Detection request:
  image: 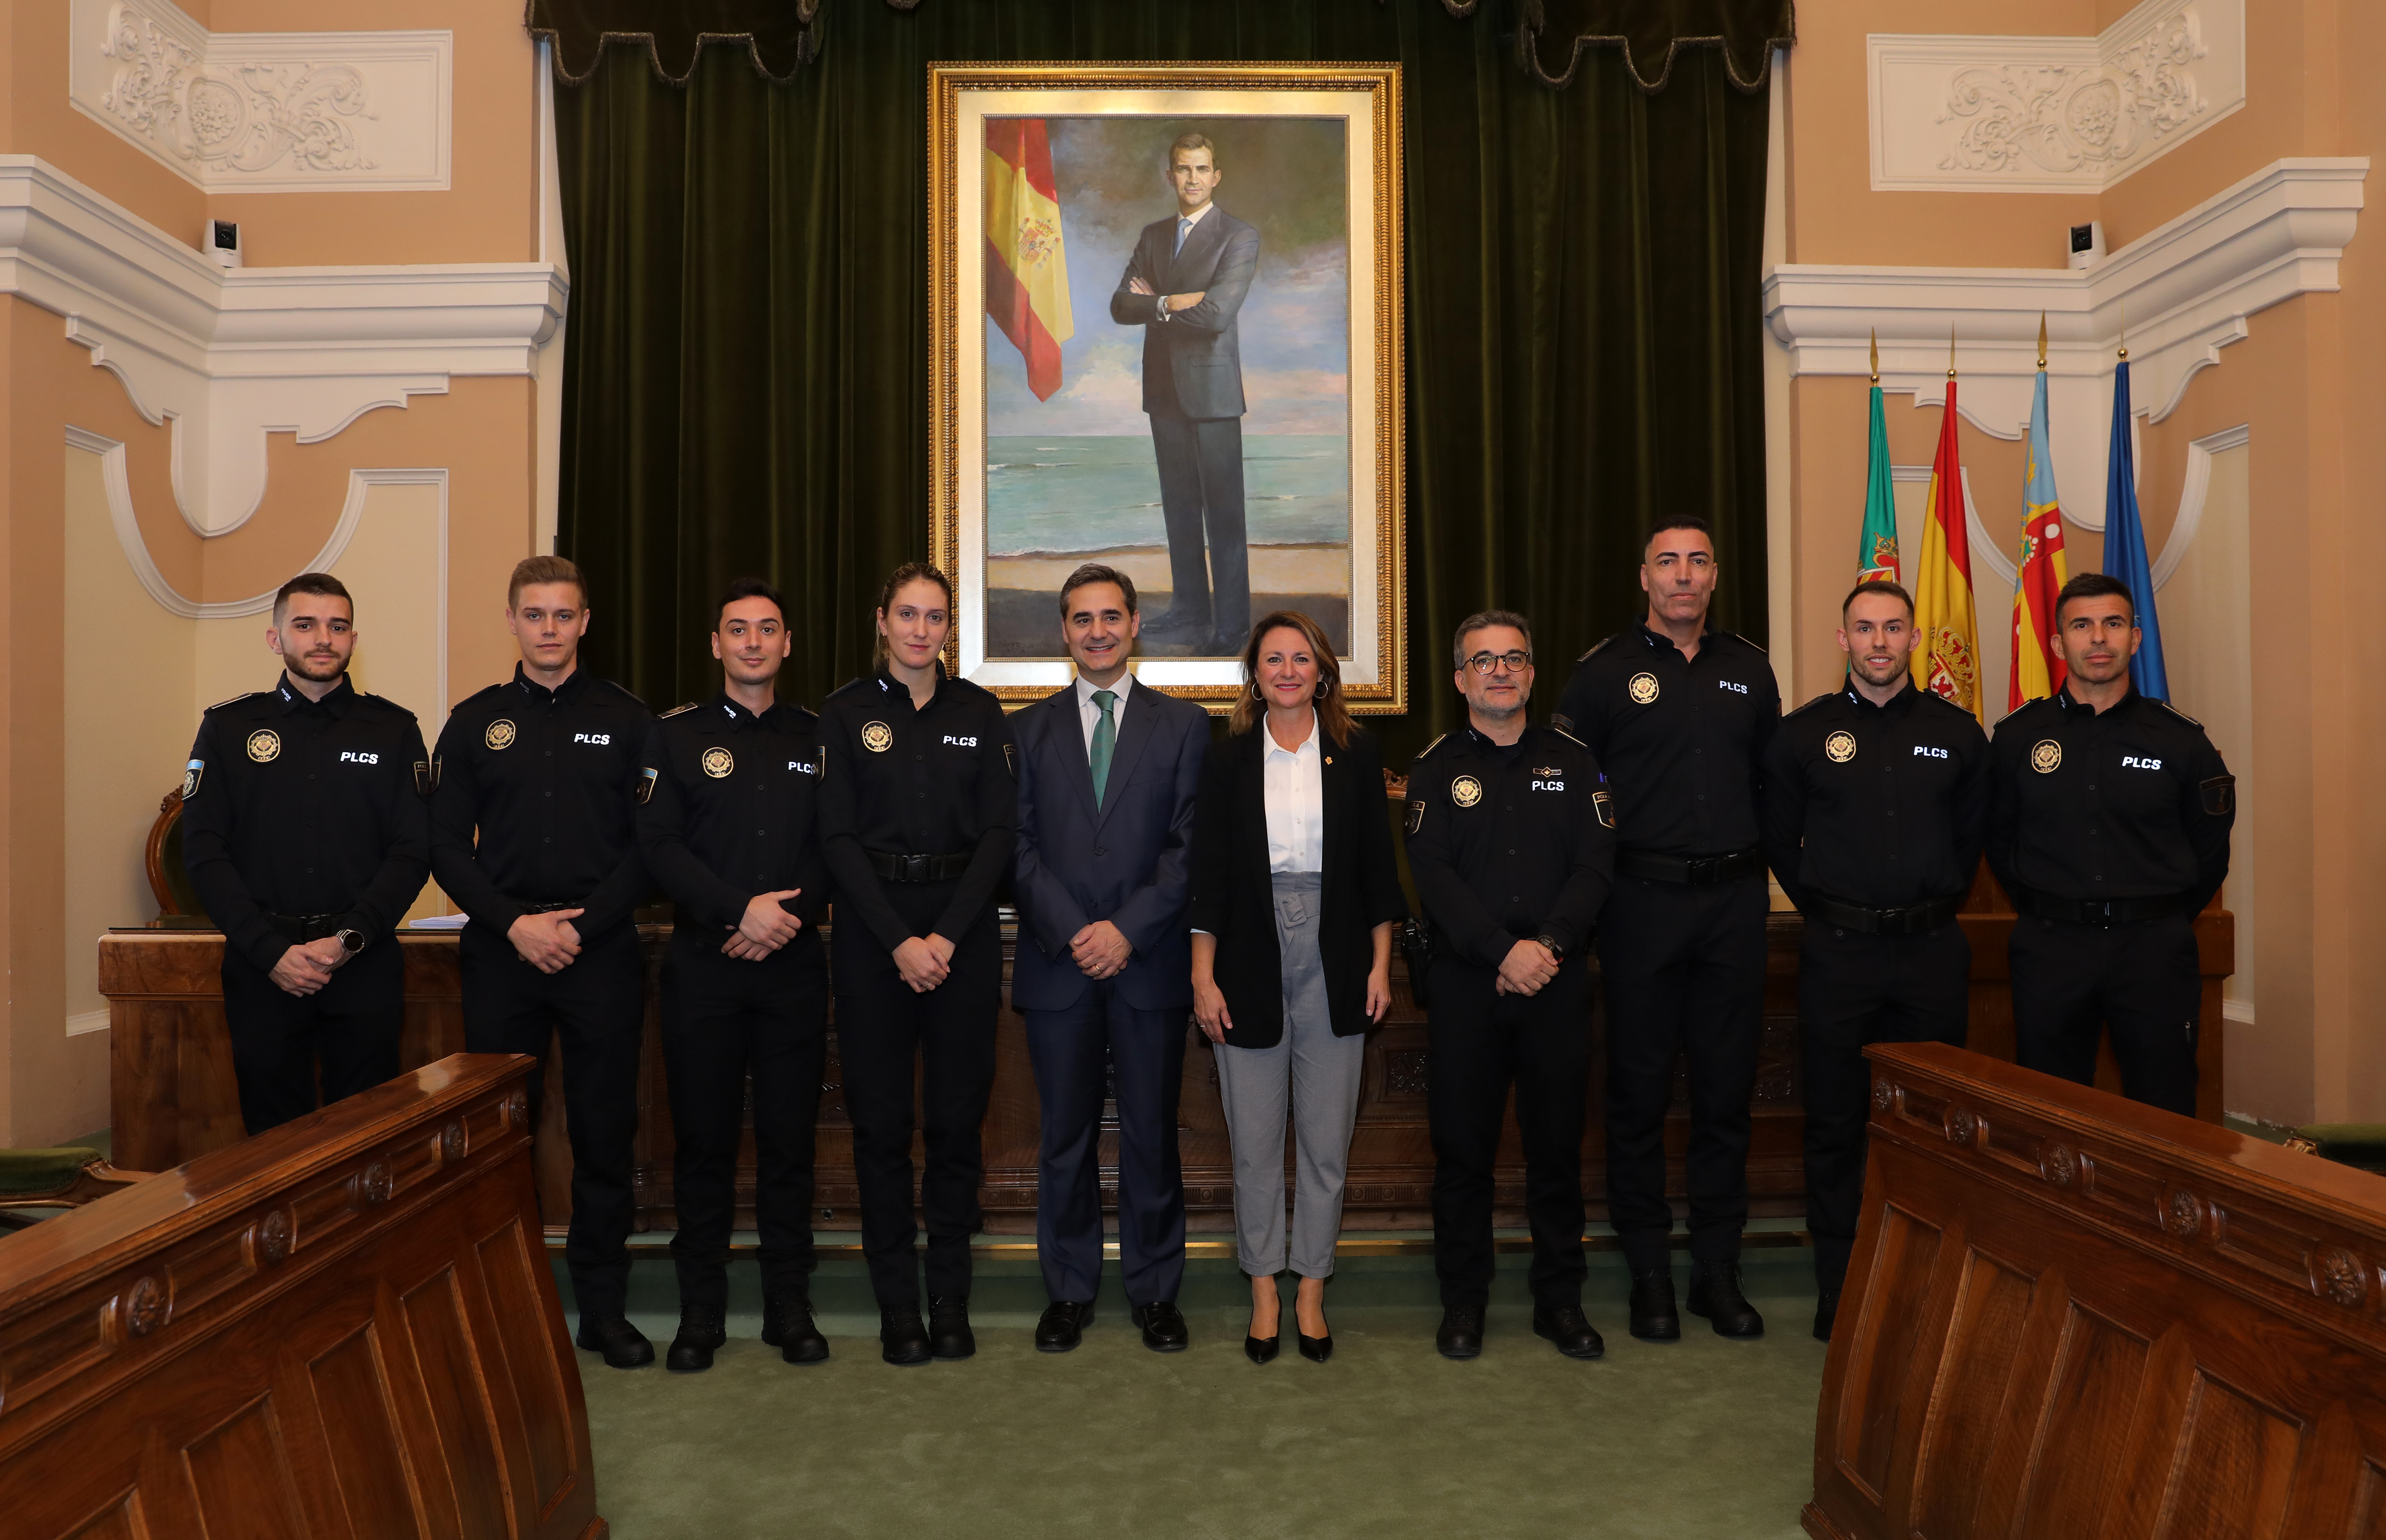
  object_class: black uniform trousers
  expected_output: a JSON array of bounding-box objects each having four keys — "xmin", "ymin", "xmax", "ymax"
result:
[
  {"xmin": 2010, "ymin": 914, "xmax": 2201, "ymax": 1117},
  {"xmin": 1427, "ymin": 956, "xmax": 1594, "ymax": 1311},
  {"xmin": 1597, "ymin": 873, "xmax": 1770, "ymax": 1273},
  {"xmin": 660, "ymin": 930, "xmax": 828, "ymax": 1314},
  {"xmin": 833, "ymin": 880, "xmax": 1002, "ymax": 1306},
  {"xmin": 460, "ymin": 920, "xmax": 645, "ymax": 1319},
  {"xmin": 220, "ymin": 940, "xmax": 404, "ymax": 1136},
  {"xmin": 1798, "ymin": 921, "xmax": 1969, "ymax": 1300},
  {"xmin": 1148, "ymin": 398, "xmax": 1249, "ymax": 640},
  {"xmin": 1024, "ymin": 983, "xmax": 1189, "ymax": 1308}
]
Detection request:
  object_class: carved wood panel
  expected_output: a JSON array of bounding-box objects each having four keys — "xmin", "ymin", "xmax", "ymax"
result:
[
  {"xmin": 0, "ymin": 1056, "xmax": 604, "ymax": 1540},
  {"xmin": 1807, "ymin": 1042, "xmax": 2386, "ymax": 1540}
]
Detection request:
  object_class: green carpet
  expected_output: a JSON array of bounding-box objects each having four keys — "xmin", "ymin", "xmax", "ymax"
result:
[{"xmin": 563, "ymin": 1248, "xmax": 1824, "ymax": 1539}]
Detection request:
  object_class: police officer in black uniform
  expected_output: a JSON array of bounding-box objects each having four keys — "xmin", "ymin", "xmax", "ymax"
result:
[
  {"xmin": 1990, "ymin": 572, "xmax": 2233, "ymax": 1117},
  {"xmin": 1552, "ymin": 516, "xmax": 1780, "ymax": 1341},
  {"xmin": 180, "ymin": 572, "xmax": 429, "ymax": 1135},
  {"xmin": 1761, "ymin": 580, "xmax": 1986, "ymax": 1341},
  {"xmin": 818, "ymin": 562, "xmax": 1016, "ymax": 1366},
  {"xmin": 637, "ymin": 577, "xmax": 834, "ymax": 1372},
  {"xmin": 1406, "ymin": 610, "xmax": 1616, "ymax": 1361},
  {"xmin": 430, "ymin": 555, "xmax": 656, "ymax": 1370}
]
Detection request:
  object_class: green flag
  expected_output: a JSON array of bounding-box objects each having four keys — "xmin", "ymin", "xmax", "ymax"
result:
[{"xmin": 1857, "ymin": 378, "xmax": 1900, "ymax": 583}]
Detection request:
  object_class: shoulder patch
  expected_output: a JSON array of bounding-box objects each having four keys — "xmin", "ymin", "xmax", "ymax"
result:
[
  {"xmin": 1723, "ymin": 631, "xmax": 1768, "ymax": 654},
  {"xmin": 1546, "ymin": 724, "xmax": 1589, "ymax": 751},
  {"xmin": 1990, "ymin": 698, "xmax": 2046, "ymax": 731},
  {"xmin": 2150, "ymin": 699, "xmax": 2204, "ymax": 729},
  {"xmin": 205, "ymin": 690, "xmax": 264, "ymax": 713},
  {"xmin": 660, "ymin": 701, "xmax": 701, "ymax": 719},
  {"xmin": 1574, "ymin": 633, "xmax": 1624, "ymax": 665},
  {"xmin": 1412, "ymin": 731, "xmax": 1451, "ymax": 764}
]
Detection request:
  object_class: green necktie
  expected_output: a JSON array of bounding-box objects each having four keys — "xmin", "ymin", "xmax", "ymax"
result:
[{"xmin": 1090, "ymin": 689, "xmax": 1117, "ymax": 809}]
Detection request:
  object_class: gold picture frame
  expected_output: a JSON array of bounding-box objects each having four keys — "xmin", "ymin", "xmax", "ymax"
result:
[{"xmin": 928, "ymin": 62, "xmax": 1406, "ymax": 713}]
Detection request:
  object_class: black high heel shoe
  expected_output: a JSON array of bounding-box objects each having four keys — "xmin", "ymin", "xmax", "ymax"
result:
[
  {"xmin": 1245, "ymin": 1332, "xmax": 1281, "ymax": 1364},
  {"xmin": 1296, "ymin": 1330, "xmax": 1332, "ymax": 1362}
]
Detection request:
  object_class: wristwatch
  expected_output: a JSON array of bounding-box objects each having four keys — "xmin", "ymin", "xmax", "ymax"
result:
[
  {"xmin": 1535, "ymin": 933, "xmax": 1564, "ymax": 961},
  {"xmin": 336, "ymin": 928, "xmax": 367, "ymax": 956}
]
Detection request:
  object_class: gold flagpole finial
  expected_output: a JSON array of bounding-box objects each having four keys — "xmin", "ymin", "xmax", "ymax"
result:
[
  {"xmin": 1869, "ymin": 328, "xmax": 1879, "ymax": 383},
  {"xmin": 2037, "ymin": 312, "xmax": 2048, "ymax": 370},
  {"xmin": 1947, "ymin": 325, "xmax": 1958, "ymax": 379},
  {"xmin": 2118, "ymin": 302, "xmax": 2128, "ymax": 362}
]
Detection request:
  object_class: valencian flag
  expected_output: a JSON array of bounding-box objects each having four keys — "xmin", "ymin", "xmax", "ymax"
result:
[
  {"xmin": 985, "ymin": 120, "xmax": 1073, "ymax": 401},
  {"xmin": 2009, "ymin": 357, "xmax": 2071, "ymax": 708},
  {"xmin": 1857, "ymin": 336, "xmax": 1900, "ymax": 583},
  {"xmin": 1910, "ymin": 370, "xmax": 1983, "ymax": 718},
  {"xmin": 2101, "ymin": 350, "xmax": 2170, "ymax": 699}
]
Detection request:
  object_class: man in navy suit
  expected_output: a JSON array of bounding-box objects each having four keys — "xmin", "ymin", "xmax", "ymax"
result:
[
  {"xmin": 1012, "ymin": 563, "xmax": 1210, "ymax": 1353},
  {"xmin": 1109, "ymin": 131, "xmax": 1260, "ymax": 655}
]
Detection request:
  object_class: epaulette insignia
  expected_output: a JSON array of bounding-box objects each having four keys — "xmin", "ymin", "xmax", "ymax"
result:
[
  {"xmin": 1414, "ymin": 732, "xmax": 1450, "ymax": 762},
  {"xmin": 1784, "ymin": 693, "xmax": 1834, "ymax": 720},
  {"xmin": 1726, "ymin": 632, "xmax": 1768, "ymax": 654},
  {"xmin": 2151, "ymin": 699, "xmax": 2204, "ymax": 728},
  {"xmin": 660, "ymin": 701, "xmax": 700, "ymax": 718},
  {"xmin": 205, "ymin": 692, "xmax": 256, "ymax": 712},
  {"xmin": 1990, "ymin": 700, "xmax": 2036, "ymax": 730},
  {"xmin": 1548, "ymin": 725, "xmax": 1589, "ymax": 750},
  {"xmin": 1576, "ymin": 634, "xmax": 1622, "ymax": 665}
]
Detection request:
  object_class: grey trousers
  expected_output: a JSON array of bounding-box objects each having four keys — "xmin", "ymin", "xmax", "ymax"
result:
[{"xmin": 1212, "ymin": 872, "xmax": 1365, "ymax": 1279}]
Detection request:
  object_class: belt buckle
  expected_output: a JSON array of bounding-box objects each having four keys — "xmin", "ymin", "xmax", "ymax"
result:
[
  {"xmin": 1686, "ymin": 856, "xmax": 1718, "ymax": 885},
  {"xmin": 900, "ymin": 854, "xmax": 929, "ymax": 882}
]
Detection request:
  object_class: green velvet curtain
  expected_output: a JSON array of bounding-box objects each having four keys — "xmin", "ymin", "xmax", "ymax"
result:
[{"xmin": 550, "ymin": 0, "xmax": 1775, "ymax": 762}]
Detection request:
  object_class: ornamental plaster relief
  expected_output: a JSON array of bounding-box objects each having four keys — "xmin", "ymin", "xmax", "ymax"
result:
[
  {"xmin": 69, "ymin": 0, "xmax": 451, "ymax": 192},
  {"xmin": 1870, "ymin": 0, "xmax": 2244, "ymax": 194}
]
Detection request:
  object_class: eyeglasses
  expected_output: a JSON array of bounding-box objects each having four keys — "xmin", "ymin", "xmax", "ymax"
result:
[{"xmin": 1464, "ymin": 650, "xmax": 1532, "ymax": 675}]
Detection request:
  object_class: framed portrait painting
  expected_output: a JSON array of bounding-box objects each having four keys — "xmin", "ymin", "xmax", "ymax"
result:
[{"xmin": 928, "ymin": 62, "xmax": 1406, "ymax": 712}]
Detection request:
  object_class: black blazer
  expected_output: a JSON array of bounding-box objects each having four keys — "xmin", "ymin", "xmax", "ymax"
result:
[{"xmin": 1187, "ymin": 720, "xmax": 1408, "ymax": 1049}]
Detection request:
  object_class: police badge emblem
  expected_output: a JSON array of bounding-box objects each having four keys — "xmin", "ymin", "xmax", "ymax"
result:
[
  {"xmin": 636, "ymin": 767, "xmax": 658, "ymax": 804},
  {"xmin": 1405, "ymin": 798, "xmax": 1426, "ymax": 835},
  {"xmin": 485, "ymin": 719, "xmax": 518, "ymax": 751},
  {"xmin": 1825, "ymin": 731, "xmax": 1857, "ymax": 764},
  {"xmin": 245, "ymin": 729, "xmax": 280, "ymax": 763},
  {"xmin": 181, "ymin": 759, "xmax": 204, "ymax": 799},
  {"xmin": 1627, "ymin": 672, "xmax": 1659, "ymax": 705},
  {"xmin": 1593, "ymin": 789, "xmax": 1615, "ymax": 828},
  {"xmin": 2031, "ymin": 740, "xmax": 2063, "ymax": 774},
  {"xmin": 862, "ymin": 721, "xmax": 894, "ymax": 753},
  {"xmin": 1451, "ymin": 775, "xmax": 1483, "ymax": 808},
  {"xmin": 701, "ymin": 748, "xmax": 734, "ymax": 779}
]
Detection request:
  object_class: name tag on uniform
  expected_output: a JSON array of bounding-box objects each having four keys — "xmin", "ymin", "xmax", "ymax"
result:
[
  {"xmin": 1717, "ymin": 680, "xmax": 1748, "ymax": 695},
  {"xmin": 944, "ymin": 734, "xmax": 979, "ymax": 747},
  {"xmin": 339, "ymin": 751, "xmax": 380, "ymax": 764},
  {"xmin": 1912, "ymin": 746, "xmax": 1949, "ymax": 760},
  {"xmin": 2122, "ymin": 754, "xmax": 2163, "ymax": 770},
  {"xmin": 1530, "ymin": 776, "xmax": 1565, "ymax": 792},
  {"xmin": 789, "ymin": 759, "xmax": 815, "ymax": 774},
  {"xmin": 575, "ymin": 733, "xmax": 611, "ymax": 745}
]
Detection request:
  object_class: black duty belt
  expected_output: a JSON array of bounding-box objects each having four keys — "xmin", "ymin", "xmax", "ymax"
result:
[
  {"xmin": 1810, "ymin": 893, "xmax": 1964, "ymax": 937},
  {"xmin": 518, "ymin": 901, "xmax": 584, "ymax": 914},
  {"xmin": 1616, "ymin": 847, "xmax": 1766, "ymax": 887},
  {"xmin": 2022, "ymin": 891, "xmax": 2188, "ymax": 925},
  {"xmin": 866, "ymin": 850, "xmax": 974, "ymax": 883},
  {"xmin": 264, "ymin": 911, "xmax": 342, "ymax": 942}
]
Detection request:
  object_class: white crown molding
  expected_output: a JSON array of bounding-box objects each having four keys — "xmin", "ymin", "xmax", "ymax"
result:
[
  {"xmin": 3, "ymin": 155, "xmax": 565, "ymax": 536},
  {"xmin": 1766, "ymin": 157, "xmax": 2362, "ymax": 542},
  {"xmin": 1870, "ymin": 0, "xmax": 2245, "ymax": 194},
  {"xmin": 69, "ymin": 0, "xmax": 452, "ymax": 193}
]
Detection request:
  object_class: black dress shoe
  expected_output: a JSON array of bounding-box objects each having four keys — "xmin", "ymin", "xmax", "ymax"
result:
[
  {"xmin": 575, "ymin": 1314, "xmax": 656, "ymax": 1370},
  {"xmin": 879, "ymin": 1302, "xmax": 932, "ymax": 1366},
  {"xmin": 1436, "ymin": 1304, "xmax": 1485, "ymax": 1359},
  {"xmin": 928, "ymin": 1295, "xmax": 975, "ymax": 1360},
  {"xmin": 1035, "ymin": 1299, "xmax": 1093, "ymax": 1353},
  {"xmin": 1245, "ymin": 1332, "xmax": 1281, "ymax": 1364},
  {"xmin": 1814, "ymin": 1290, "xmax": 1840, "ymax": 1343},
  {"xmin": 1628, "ymin": 1268, "xmax": 1682, "ymax": 1341},
  {"xmin": 761, "ymin": 1292, "xmax": 828, "ymax": 1364},
  {"xmin": 1132, "ymin": 1300, "xmax": 1190, "ymax": 1353},
  {"xmin": 1297, "ymin": 1331, "xmax": 1333, "ymax": 1363},
  {"xmin": 664, "ymin": 1305, "xmax": 727, "ymax": 1373},
  {"xmin": 1688, "ymin": 1259, "xmax": 1766, "ymax": 1338},
  {"xmin": 1532, "ymin": 1305, "xmax": 1606, "ymax": 1360}
]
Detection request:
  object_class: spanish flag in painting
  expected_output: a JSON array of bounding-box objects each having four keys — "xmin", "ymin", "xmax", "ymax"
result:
[
  {"xmin": 985, "ymin": 120, "xmax": 1073, "ymax": 401},
  {"xmin": 2008, "ymin": 369, "xmax": 2071, "ymax": 709},
  {"xmin": 1910, "ymin": 381, "xmax": 1982, "ymax": 719}
]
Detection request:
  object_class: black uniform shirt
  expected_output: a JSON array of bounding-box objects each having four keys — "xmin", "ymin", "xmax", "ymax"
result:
[
  {"xmin": 635, "ymin": 693, "xmax": 828, "ymax": 936},
  {"xmin": 430, "ymin": 664, "xmax": 654, "ymax": 939},
  {"xmin": 1403, "ymin": 723, "xmax": 1616, "ymax": 968},
  {"xmin": 180, "ymin": 674, "xmax": 431, "ymax": 972},
  {"xmin": 1988, "ymin": 684, "xmax": 2234, "ymax": 912},
  {"xmin": 816, "ymin": 665, "xmax": 1017, "ymax": 953},
  {"xmin": 1761, "ymin": 679, "xmax": 1989, "ymax": 913},
  {"xmin": 1551, "ymin": 624, "xmax": 1780, "ymax": 857}
]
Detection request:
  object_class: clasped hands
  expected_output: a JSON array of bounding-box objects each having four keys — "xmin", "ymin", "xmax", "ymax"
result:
[
  {"xmin": 1494, "ymin": 938, "xmax": 1561, "ymax": 997},
  {"xmin": 1126, "ymin": 277, "xmax": 1206, "ymax": 313},
  {"xmin": 721, "ymin": 890, "xmax": 805, "ymax": 962},
  {"xmin": 269, "ymin": 936, "xmax": 355, "ymax": 997}
]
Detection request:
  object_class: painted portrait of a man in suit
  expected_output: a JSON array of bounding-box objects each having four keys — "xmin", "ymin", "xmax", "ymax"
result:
[{"xmin": 1108, "ymin": 133, "xmax": 1259, "ymax": 653}]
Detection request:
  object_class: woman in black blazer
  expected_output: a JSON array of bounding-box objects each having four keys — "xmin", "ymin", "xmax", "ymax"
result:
[{"xmin": 1189, "ymin": 611, "xmax": 1407, "ymax": 1364}]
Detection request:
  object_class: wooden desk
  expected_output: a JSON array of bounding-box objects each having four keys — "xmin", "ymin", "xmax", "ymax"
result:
[
  {"xmin": 0, "ymin": 1052, "xmax": 605, "ymax": 1540},
  {"xmin": 1806, "ymin": 1042, "xmax": 2386, "ymax": 1540},
  {"xmin": 103, "ymin": 893, "xmax": 2232, "ymax": 1237}
]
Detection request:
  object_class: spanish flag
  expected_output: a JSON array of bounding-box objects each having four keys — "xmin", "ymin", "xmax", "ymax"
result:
[
  {"xmin": 985, "ymin": 120, "xmax": 1073, "ymax": 401},
  {"xmin": 1911, "ymin": 377, "xmax": 1982, "ymax": 718},
  {"xmin": 2009, "ymin": 365, "xmax": 2071, "ymax": 708}
]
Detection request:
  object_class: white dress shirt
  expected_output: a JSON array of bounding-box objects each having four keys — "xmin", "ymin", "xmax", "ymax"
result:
[
  {"xmin": 1262, "ymin": 710, "xmax": 1325, "ymax": 874},
  {"xmin": 1074, "ymin": 672, "xmax": 1128, "ymax": 759},
  {"xmin": 1156, "ymin": 202, "xmax": 1216, "ymax": 321}
]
